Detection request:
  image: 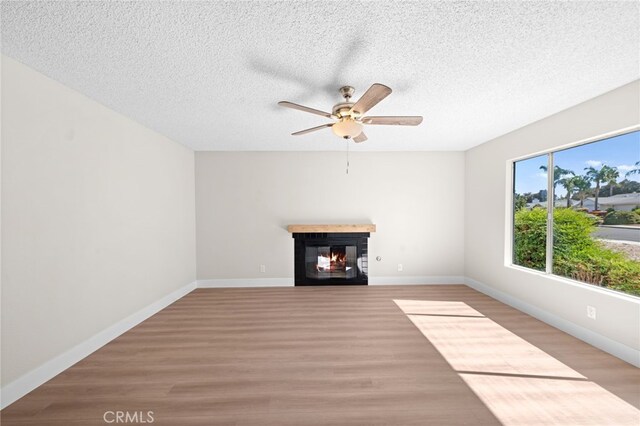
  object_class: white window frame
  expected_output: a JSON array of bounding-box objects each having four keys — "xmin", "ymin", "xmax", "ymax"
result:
[{"xmin": 507, "ymin": 124, "xmax": 640, "ymax": 299}]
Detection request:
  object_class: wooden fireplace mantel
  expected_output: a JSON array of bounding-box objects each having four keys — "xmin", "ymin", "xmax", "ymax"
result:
[{"xmin": 287, "ymin": 224, "xmax": 376, "ymax": 233}]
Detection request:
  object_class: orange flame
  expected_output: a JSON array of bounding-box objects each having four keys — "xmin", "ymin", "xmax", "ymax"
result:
[{"xmin": 317, "ymin": 250, "xmax": 347, "ymax": 272}]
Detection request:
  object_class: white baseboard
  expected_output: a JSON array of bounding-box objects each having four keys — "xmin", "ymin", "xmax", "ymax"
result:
[
  {"xmin": 197, "ymin": 276, "xmax": 465, "ymax": 288},
  {"xmin": 197, "ymin": 278, "xmax": 293, "ymax": 288},
  {"xmin": 369, "ymin": 276, "xmax": 466, "ymax": 285},
  {"xmin": 0, "ymin": 281, "xmax": 197, "ymax": 410},
  {"xmin": 464, "ymin": 277, "xmax": 640, "ymax": 368}
]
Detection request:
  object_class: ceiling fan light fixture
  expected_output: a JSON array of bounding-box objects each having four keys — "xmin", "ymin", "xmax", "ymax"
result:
[{"xmin": 332, "ymin": 118, "xmax": 363, "ymax": 139}]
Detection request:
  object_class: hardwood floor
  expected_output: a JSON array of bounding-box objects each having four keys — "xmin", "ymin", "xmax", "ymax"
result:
[{"xmin": 2, "ymin": 285, "xmax": 638, "ymax": 425}]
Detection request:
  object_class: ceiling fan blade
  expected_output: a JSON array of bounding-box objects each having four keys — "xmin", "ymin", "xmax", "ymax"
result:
[
  {"xmin": 353, "ymin": 132, "xmax": 368, "ymax": 143},
  {"xmin": 362, "ymin": 116, "xmax": 423, "ymax": 126},
  {"xmin": 278, "ymin": 101, "xmax": 333, "ymax": 118},
  {"xmin": 291, "ymin": 123, "xmax": 333, "ymax": 136},
  {"xmin": 350, "ymin": 83, "xmax": 392, "ymax": 115}
]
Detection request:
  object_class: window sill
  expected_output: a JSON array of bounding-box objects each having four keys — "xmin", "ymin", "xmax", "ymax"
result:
[{"xmin": 505, "ymin": 264, "xmax": 640, "ymax": 303}]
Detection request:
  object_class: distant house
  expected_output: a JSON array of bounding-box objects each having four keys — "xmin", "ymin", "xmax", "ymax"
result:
[
  {"xmin": 525, "ymin": 193, "xmax": 640, "ymax": 211},
  {"xmin": 587, "ymin": 193, "xmax": 640, "ymax": 211}
]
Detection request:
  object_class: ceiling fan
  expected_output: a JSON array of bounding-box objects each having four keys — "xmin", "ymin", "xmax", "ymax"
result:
[{"xmin": 278, "ymin": 83, "xmax": 423, "ymax": 143}]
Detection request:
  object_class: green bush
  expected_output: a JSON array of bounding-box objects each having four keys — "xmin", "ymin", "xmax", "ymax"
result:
[
  {"xmin": 514, "ymin": 207, "xmax": 547, "ymax": 271},
  {"xmin": 603, "ymin": 211, "xmax": 640, "ymax": 225},
  {"xmin": 514, "ymin": 208, "xmax": 640, "ymax": 296},
  {"xmin": 553, "ymin": 246, "xmax": 640, "ymax": 295},
  {"xmin": 514, "ymin": 208, "xmax": 597, "ymax": 270},
  {"xmin": 554, "ymin": 208, "xmax": 598, "ymax": 247}
]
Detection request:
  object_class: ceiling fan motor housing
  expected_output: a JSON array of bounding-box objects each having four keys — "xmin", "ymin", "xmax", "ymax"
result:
[{"xmin": 332, "ymin": 102, "xmax": 358, "ymax": 119}]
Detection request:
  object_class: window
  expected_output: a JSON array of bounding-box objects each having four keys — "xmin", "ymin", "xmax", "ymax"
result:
[
  {"xmin": 513, "ymin": 155, "xmax": 548, "ymax": 271},
  {"xmin": 512, "ymin": 130, "xmax": 640, "ymax": 297}
]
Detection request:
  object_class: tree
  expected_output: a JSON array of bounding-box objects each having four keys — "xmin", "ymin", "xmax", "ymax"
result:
[
  {"xmin": 531, "ymin": 189, "xmax": 547, "ymax": 202},
  {"xmin": 539, "ymin": 165, "xmax": 575, "ymax": 195},
  {"xmin": 514, "ymin": 194, "xmax": 528, "ymax": 211},
  {"xmin": 601, "ymin": 165, "xmax": 619, "ymax": 196},
  {"xmin": 625, "ymin": 161, "xmax": 640, "ymax": 178},
  {"xmin": 584, "ymin": 165, "xmax": 612, "ymax": 211},
  {"xmin": 558, "ymin": 176, "xmax": 580, "ymax": 208},
  {"xmin": 571, "ymin": 175, "xmax": 592, "ymax": 208},
  {"xmin": 616, "ymin": 179, "xmax": 640, "ymax": 195}
]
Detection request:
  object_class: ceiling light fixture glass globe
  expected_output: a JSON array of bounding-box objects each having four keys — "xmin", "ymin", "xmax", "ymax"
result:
[{"xmin": 332, "ymin": 118, "xmax": 363, "ymax": 139}]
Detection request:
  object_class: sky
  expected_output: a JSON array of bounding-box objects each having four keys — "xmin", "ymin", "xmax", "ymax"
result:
[{"xmin": 514, "ymin": 130, "xmax": 640, "ymax": 197}]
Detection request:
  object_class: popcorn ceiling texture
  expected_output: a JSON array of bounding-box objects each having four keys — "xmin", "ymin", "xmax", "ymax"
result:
[{"xmin": 1, "ymin": 1, "xmax": 638, "ymax": 151}]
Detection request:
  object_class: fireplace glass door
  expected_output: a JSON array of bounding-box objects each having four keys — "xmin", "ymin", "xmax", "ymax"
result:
[
  {"xmin": 305, "ymin": 245, "xmax": 357, "ymax": 280},
  {"xmin": 292, "ymin": 232, "xmax": 369, "ymax": 285}
]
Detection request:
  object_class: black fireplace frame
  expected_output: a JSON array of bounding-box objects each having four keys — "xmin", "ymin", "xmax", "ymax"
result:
[{"xmin": 292, "ymin": 232, "xmax": 369, "ymax": 286}]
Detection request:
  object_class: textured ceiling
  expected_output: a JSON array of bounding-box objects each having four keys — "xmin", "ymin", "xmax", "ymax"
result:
[{"xmin": 2, "ymin": 1, "xmax": 639, "ymax": 151}]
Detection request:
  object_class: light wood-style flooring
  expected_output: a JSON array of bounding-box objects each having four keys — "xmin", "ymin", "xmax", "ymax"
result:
[{"xmin": 2, "ymin": 285, "xmax": 639, "ymax": 425}]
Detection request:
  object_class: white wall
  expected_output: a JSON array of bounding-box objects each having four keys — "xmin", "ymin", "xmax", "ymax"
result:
[
  {"xmin": 1, "ymin": 56, "xmax": 196, "ymax": 387},
  {"xmin": 465, "ymin": 80, "xmax": 640, "ymax": 365},
  {"xmin": 195, "ymin": 151, "xmax": 465, "ymax": 284}
]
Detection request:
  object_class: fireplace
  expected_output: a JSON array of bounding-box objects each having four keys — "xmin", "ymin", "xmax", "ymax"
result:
[{"xmin": 291, "ymin": 230, "xmax": 371, "ymax": 286}]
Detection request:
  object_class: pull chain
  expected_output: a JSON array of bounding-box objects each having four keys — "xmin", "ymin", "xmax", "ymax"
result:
[{"xmin": 346, "ymin": 138, "xmax": 350, "ymax": 174}]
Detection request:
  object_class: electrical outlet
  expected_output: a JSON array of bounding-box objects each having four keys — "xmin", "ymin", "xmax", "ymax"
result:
[
  {"xmin": 260, "ymin": 264, "xmax": 266, "ymax": 273},
  {"xmin": 397, "ymin": 263, "xmax": 403, "ymax": 272},
  {"xmin": 587, "ymin": 305, "xmax": 597, "ymax": 320}
]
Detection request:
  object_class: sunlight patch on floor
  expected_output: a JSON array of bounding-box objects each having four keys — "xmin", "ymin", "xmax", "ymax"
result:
[
  {"xmin": 393, "ymin": 299, "xmax": 485, "ymax": 317},
  {"xmin": 394, "ymin": 299, "xmax": 640, "ymax": 425}
]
